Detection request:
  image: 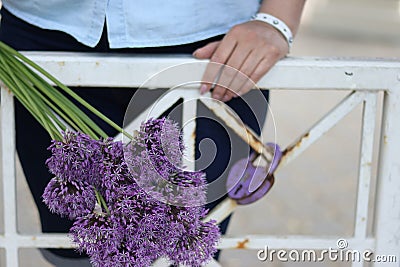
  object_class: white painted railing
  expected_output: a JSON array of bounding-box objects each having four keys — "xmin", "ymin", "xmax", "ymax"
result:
[{"xmin": 1, "ymin": 54, "xmax": 400, "ymax": 266}]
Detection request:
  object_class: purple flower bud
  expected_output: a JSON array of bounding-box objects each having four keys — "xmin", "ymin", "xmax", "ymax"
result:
[
  {"xmin": 42, "ymin": 177, "xmax": 96, "ymax": 220},
  {"xmin": 46, "ymin": 131, "xmax": 103, "ymax": 185},
  {"xmin": 70, "ymin": 212, "xmax": 123, "ymax": 258},
  {"xmin": 166, "ymin": 219, "xmax": 220, "ymax": 266}
]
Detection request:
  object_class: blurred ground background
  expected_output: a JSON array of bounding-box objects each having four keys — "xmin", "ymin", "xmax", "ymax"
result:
[{"xmin": 1, "ymin": 0, "xmax": 400, "ymax": 266}]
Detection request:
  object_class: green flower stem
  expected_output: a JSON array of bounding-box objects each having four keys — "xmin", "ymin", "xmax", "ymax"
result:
[
  {"xmin": 94, "ymin": 189, "xmax": 102, "ymax": 207},
  {"xmin": 15, "ymin": 62, "xmax": 105, "ymax": 138},
  {"xmin": 9, "ymin": 63, "xmax": 97, "ymax": 138},
  {"xmin": 0, "ymin": 42, "xmax": 133, "ymax": 140},
  {"xmin": 0, "ymin": 66, "xmax": 56, "ymax": 137},
  {"xmin": 21, "ymin": 84, "xmax": 61, "ymax": 138},
  {"xmin": 0, "ymin": 55, "xmax": 59, "ymax": 139},
  {"xmin": 1, "ymin": 49, "xmax": 101, "ymax": 139},
  {"xmin": 95, "ymin": 189, "xmax": 110, "ymax": 215},
  {"xmin": 1, "ymin": 58, "xmax": 65, "ymax": 139},
  {"xmin": 3, "ymin": 63, "xmax": 70, "ymax": 131},
  {"xmin": 2, "ymin": 60, "xmax": 68, "ymax": 130},
  {"xmin": 0, "ymin": 55, "xmax": 61, "ymax": 138}
]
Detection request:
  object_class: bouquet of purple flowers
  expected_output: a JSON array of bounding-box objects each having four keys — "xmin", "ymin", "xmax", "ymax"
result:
[
  {"xmin": 43, "ymin": 118, "xmax": 220, "ymax": 266},
  {"xmin": 0, "ymin": 42, "xmax": 220, "ymax": 266}
]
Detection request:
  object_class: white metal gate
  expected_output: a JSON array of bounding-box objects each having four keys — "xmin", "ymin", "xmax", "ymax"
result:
[{"xmin": 1, "ymin": 54, "xmax": 400, "ymax": 266}]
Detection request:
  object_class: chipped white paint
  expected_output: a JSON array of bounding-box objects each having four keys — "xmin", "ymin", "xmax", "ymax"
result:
[{"xmin": 1, "ymin": 54, "xmax": 400, "ymax": 266}]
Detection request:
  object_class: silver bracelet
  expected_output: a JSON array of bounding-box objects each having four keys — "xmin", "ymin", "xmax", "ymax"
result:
[{"xmin": 252, "ymin": 13, "xmax": 293, "ymax": 51}]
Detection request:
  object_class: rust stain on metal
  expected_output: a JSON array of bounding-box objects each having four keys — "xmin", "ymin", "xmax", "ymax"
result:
[
  {"xmin": 3, "ymin": 86, "xmax": 11, "ymax": 94},
  {"xmin": 205, "ymin": 101, "xmax": 274, "ymax": 161},
  {"xmin": 236, "ymin": 238, "xmax": 249, "ymax": 249},
  {"xmin": 0, "ymin": 80, "xmax": 12, "ymax": 94},
  {"xmin": 244, "ymin": 126, "xmax": 264, "ymax": 153},
  {"xmin": 214, "ymin": 104, "xmax": 267, "ymax": 152},
  {"xmin": 191, "ymin": 128, "xmax": 196, "ymax": 140},
  {"xmin": 282, "ymin": 132, "xmax": 310, "ymax": 156}
]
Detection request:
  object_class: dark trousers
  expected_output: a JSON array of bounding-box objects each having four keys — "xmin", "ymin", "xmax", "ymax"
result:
[{"xmin": 0, "ymin": 7, "xmax": 269, "ymax": 259}]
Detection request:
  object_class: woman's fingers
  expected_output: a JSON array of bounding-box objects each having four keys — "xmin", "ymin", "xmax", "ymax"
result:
[
  {"xmin": 213, "ymin": 44, "xmax": 252, "ymax": 101},
  {"xmin": 194, "ymin": 20, "xmax": 288, "ymax": 101},
  {"xmin": 222, "ymin": 49, "xmax": 266, "ymax": 101},
  {"xmin": 192, "ymin": 41, "xmax": 220, "ymax": 59},
  {"xmin": 198, "ymin": 36, "xmax": 237, "ymax": 96},
  {"xmin": 236, "ymin": 45, "xmax": 282, "ymax": 96}
]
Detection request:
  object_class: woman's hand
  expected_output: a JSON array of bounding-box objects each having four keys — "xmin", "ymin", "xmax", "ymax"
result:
[{"xmin": 193, "ymin": 20, "xmax": 289, "ymax": 102}]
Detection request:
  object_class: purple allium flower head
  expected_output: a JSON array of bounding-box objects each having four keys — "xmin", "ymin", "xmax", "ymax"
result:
[
  {"xmin": 42, "ymin": 177, "xmax": 96, "ymax": 220},
  {"xmin": 142, "ymin": 117, "xmax": 184, "ymax": 166},
  {"xmin": 46, "ymin": 131, "xmax": 103, "ymax": 185},
  {"xmin": 166, "ymin": 220, "xmax": 220, "ymax": 267},
  {"xmin": 126, "ymin": 118, "xmax": 184, "ymax": 173},
  {"xmin": 98, "ymin": 138, "xmax": 133, "ymax": 203},
  {"xmin": 70, "ymin": 211, "xmax": 124, "ymax": 258},
  {"xmin": 124, "ymin": 213, "xmax": 166, "ymax": 261},
  {"xmin": 125, "ymin": 118, "xmax": 207, "ymax": 207},
  {"xmin": 111, "ymin": 183, "xmax": 167, "ymax": 228},
  {"xmin": 167, "ymin": 170, "xmax": 208, "ymax": 206}
]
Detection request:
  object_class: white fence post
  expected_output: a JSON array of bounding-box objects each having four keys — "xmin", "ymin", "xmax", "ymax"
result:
[
  {"xmin": 0, "ymin": 87, "xmax": 19, "ymax": 266},
  {"xmin": 354, "ymin": 92, "xmax": 378, "ymax": 238},
  {"xmin": 373, "ymin": 86, "xmax": 400, "ymax": 265}
]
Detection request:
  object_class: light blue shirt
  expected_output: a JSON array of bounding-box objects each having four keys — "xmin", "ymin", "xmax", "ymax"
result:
[{"xmin": 3, "ymin": 0, "xmax": 260, "ymax": 48}]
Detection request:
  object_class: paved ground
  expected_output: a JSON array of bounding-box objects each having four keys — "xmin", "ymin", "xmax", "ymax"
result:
[{"xmin": 1, "ymin": 0, "xmax": 399, "ymax": 266}]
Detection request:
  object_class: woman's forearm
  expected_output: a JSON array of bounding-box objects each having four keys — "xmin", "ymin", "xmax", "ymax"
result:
[{"xmin": 258, "ymin": 0, "xmax": 306, "ymax": 36}]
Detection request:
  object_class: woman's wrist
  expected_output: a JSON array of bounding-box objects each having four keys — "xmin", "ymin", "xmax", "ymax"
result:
[
  {"xmin": 258, "ymin": 0, "xmax": 306, "ymax": 36},
  {"xmin": 251, "ymin": 13, "xmax": 293, "ymax": 51}
]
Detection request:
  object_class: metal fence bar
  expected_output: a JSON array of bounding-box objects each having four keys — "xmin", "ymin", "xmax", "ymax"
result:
[
  {"xmin": 180, "ymin": 88, "xmax": 199, "ymax": 171},
  {"xmin": 23, "ymin": 53, "xmax": 399, "ymax": 91},
  {"xmin": 373, "ymin": 86, "xmax": 400, "ymax": 260},
  {"xmin": 217, "ymin": 236, "xmax": 375, "ymax": 251},
  {"xmin": 2, "ymin": 233, "xmax": 378, "ymax": 251},
  {"xmin": 354, "ymin": 92, "xmax": 378, "ymax": 238},
  {"xmin": 0, "ymin": 87, "xmax": 18, "ymax": 266},
  {"xmin": 334, "ymin": 92, "xmax": 378, "ymax": 267}
]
